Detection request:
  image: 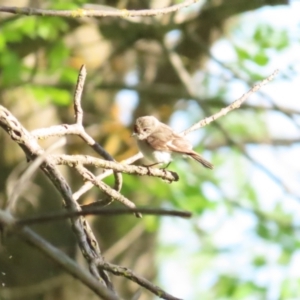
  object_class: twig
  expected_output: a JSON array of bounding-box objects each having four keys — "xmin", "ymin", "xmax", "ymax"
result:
[
  {"xmin": 0, "ymin": 1, "xmax": 198, "ymax": 18},
  {"xmin": 182, "ymin": 69, "xmax": 279, "ymax": 135},
  {"xmin": 31, "ymin": 65, "xmax": 124, "ymax": 213},
  {"xmin": 162, "ymin": 41, "xmax": 293, "ymax": 197},
  {"xmin": 51, "ymin": 154, "xmax": 179, "ymax": 182},
  {"xmin": 0, "ymin": 210, "xmax": 120, "ymax": 300},
  {"xmin": 75, "ymin": 164, "xmax": 142, "ymax": 217},
  {"xmin": 15, "ymin": 208, "xmax": 192, "ymax": 226},
  {"xmin": 104, "ymin": 224, "xmax": 145, "ymax": 261},
  {"xmin": 6, "ymin": 138, "xmax": 66, "ymax": 212},
  {"xmin": 73, "ymin": 65, "xmax": 123, "ymax": 205},
  {"xmin": 97, "ymin": 82, "xmax": 300, "ymax": 115},
  {"xmin": 163, "ymin": 39, "xmax": 279, "ymax": 135},
  {"xmin": 0, "ymin": 274, "xmax": 69, "ymax": 299},
  {"xmin": 206, "ymin": 137, "xmax": 300, "ymax": 150},
  {"xmin": 74, "ymin": 65, "xmax": 85, "ymax": 125},
  {"xmin": 0, "ymin": 105, "xmax": 114, "ymax": 290},
  {"xmin": 212, "ymin": 121, "xmax": 291, "ymax": 192},
  {"xmin": 72, "ymin": 152, "xmax": 144, "ymax": 201},
  {"xmin": 186, "ymin": 30, "xmax": 300, "ymax": 130},
  {"xmin": 99, "ymin": 261, "xmax": 183, "ymax": 300}
]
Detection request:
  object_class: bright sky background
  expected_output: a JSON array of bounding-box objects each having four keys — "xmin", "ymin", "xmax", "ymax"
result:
[{"xmin": 156, "ymin": 1, "xmax": 300, "ymax": 299}]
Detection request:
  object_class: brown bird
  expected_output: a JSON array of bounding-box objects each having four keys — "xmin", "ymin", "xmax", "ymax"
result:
[{"xmin": 132, "ymin": 116, "xmax": 213, "ymax": 169}]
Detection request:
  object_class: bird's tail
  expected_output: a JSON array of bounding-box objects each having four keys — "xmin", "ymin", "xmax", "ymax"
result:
[{"xmin": 190, "ymin": 152, "xmax": 214, "ymax": 169}]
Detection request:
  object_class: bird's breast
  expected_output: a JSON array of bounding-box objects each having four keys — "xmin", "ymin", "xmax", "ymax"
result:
[{"xmin": 137, "ymin": 140, "xmax": 172, "ymax": 163}]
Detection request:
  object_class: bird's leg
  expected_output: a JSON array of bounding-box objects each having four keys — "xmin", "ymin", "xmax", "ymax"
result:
[
  {"xmin": 161, "ymin": 161, "xmax": 171, "ymax": 169},
  {"xmin": 142, "ymin": 161, "xmax": 171, "ymax": 169},
  {"xmin": 142, "ymin": 162, "xmax": 162, "ymax": 168}
]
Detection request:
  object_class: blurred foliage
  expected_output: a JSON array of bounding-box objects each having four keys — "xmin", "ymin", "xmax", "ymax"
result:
[{"xmin": 0, "ymin": 0, "xmax": 299, "ymax": 299}]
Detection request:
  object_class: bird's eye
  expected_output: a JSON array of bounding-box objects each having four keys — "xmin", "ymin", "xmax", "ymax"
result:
[{"xmin": 143, "ymin": 128, "xmax": 147, "ymax": 132}]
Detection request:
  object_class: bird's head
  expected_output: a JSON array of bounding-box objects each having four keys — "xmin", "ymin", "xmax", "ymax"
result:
[{"xmin": 132, "ymin": 116, "xmax": 159, "ymax": 140}]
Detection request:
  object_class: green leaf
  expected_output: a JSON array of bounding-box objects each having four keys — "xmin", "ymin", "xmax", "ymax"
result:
[
  {"xmin": 37, "ymin": 18, "xmax": 69, "ymax": 40},
  {"xmin": 235, "ymin": 46, "xmax": 251, "ymax": 61},
  {"xmin": 253, "ymin": 51, "xmax": 269, "ymax": 66},
  {"xmin": 30, "ymin": 86, "xmax": 71, "ymax": 106},
  {"xmin": 47, "ymin": 41, "xmax": 70, "ymax": 72},
  {"xmin": 277, "ymin": 250, "xmax": 291, "ymax": 265},
  {"xmin": 252, "ymin": 255, "xmax": 266, "ymax": 267},
  {"xmin": 60, "ymin": 67, "xmax": 80, "ymax": 84},
  {"xmin": 0, "ymin": 52, "xmax": 22, "ymax": 85}
]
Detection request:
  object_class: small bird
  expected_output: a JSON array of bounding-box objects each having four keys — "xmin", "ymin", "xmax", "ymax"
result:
[{"xmin": 132, "ymin": 116, "xmax": 213, "ymax": 169}]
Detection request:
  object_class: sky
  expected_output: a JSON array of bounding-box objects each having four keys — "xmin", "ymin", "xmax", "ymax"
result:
[{"xmin": 155, "ymin": 1, "xmax": 300, "ymax": 299}]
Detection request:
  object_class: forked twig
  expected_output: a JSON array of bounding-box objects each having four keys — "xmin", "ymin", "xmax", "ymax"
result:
[
  {"xmin": 0, "ymin": 0, "xmax": 198, "ymax": 18},
  {"xmin": 182, "ymin": 69, "xmax": 279, "ymax": 135}
]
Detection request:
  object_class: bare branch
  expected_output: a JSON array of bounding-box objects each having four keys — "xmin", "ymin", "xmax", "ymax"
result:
[
  {"xmin": 0, "ymin": 105, "xmax": 114, "ymax": 290},
  {"xmin": 0, "ymin": 1, "xmax": 198, "ymax": 18},
  {"xmin": 99, "ymin": 261, "xmax": 183, "ymax": 300},
  {"xmin": 182, "ymin": 69, "xmax": 279, "ymax": 135},
  {"xmin": 97, "ymin": 82, "xmax": 300, "ymax": 116},
  {"xmin": 72, "ymin": 153, "xmax": 144, "ymax": 201},
  {"xmin": 104, "ymin": 224, "xmax": 145, "ymax": 261},
  {"xmin": 0, "ymin": 210, "xmax": 119, "ymax": 300},
  {"xmin": 31, "ymin": 65, "xmax": 124, "ymax": 214},
  {"xmin": 16, "ymin": 207, "xmax": 192, "ymax": 226},
  {"xmin": 50, "ymin": 154, "xmax": 179, "ymax": 182},
  {"xmin": 73, "ymin": 65, "xmax": 123, "ymax": 205},
  {"xmin": 6, "ymin": 138, "xmax": 66, "ymax": 212},
  {"xmin": 75, "ymin": 164, "xmax": 142, "ymax": 217},
  {"xmin": 162, "ymin": 40, "xmax": 293, "ymax": 198},
  {"xmin": 74, "ymin": 65, "xmax": 86, "ymax": 125},
  {"xmin": 163, "ymin": 39, "xmax": 279, "ymax": 135},
  {"xmin": 206, "ymin": 137, "xmax": 300, "ymax": 150}
]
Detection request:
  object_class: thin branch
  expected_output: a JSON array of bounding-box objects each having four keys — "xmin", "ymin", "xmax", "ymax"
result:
[
  {"xmin": 206, "ymin": 137, "xmax": 300, "ymax": 150},
  {"xmin": 72, "ymin": 152, "xmax": 144, "ymax": 201},
  {"xmin": 104, "ymin": 224, "xmax": 145, "ymax": 261},
  {"xmin": 72, "ymin": 65, "xmax": 123, "ymax": 206},
  {"xmin": 0, "ymin": 210, "xmax": 119, "ymax": 300},
  {"xmin": 74, "ymin": 65, "xmax": 86, "ymax": 125},
  {"xmin": 31, "ymin": 65, "xmax": 124, "ymax": 216},
  {"xmin": 186, "ymin": 30, "xmax": 300, "ymax": 130},
  {"xmin": 50, "ymin": 154, "xmax": 179, "ymax": 182},
  {"xmin": 0, "ymin": 1, "xmax": 198, "ymax": 18},
  {"xmin": 15, "ymin": 208, "xmax": 192, "ymax": 226},
  {"xmin": 99, "ymin": 261, "xmax": 182, "ymax": 300},
  {"xmin": 75, "ymin": 164, "xmax": 142, "ymax": 217},
  {"xmin": 0, "ymin": 105, "xmax": 114, "ymax": 290},
  {"xmin": 226, "ymin": 198, "xmax": 297, "ymax": 231},
  {"xmin": 182, "ymin": 69, "xmax": 279, "ymax": 135},
  {"xmin": 6, "ymin": 138, "xmax": 66, "ymax": 212},
  {"xmin": 36, "ymin": 80, "xmax": 300, "ymax": 116},
  {"xmin": 212, "ymin": 121, "xmax": 291, "ymax": 192},
  {"xmin": 162, "ymin": 41, "xmax": 296, "ymax": 199},
  {"xmin": 163, "ymin": 39, "xmax": 279, "ymax": 135},
  {"xmin": 0, "ymin": 274, "xmax": 69, "ymax": 299},
  {"xmin": 165, "ymin": 45, "xmax": 196, "ymax": 96}
]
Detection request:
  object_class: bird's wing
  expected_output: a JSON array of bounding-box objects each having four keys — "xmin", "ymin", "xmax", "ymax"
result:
[
  {"xmin": 145, "ymin": 124, "xmax": 174, "ymax": 151},
  {"xmin": 166, "ymin": 133, "xmax": 193, "ymax": 154}
]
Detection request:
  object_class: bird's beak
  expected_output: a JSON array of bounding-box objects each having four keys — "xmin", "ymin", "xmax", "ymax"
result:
[{"xmin": 131, "ymin": 132, "xmax": 136, "ymax": 137}]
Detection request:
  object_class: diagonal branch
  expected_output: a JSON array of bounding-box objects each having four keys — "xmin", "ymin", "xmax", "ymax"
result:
[
  {"xmin": 162, "ymin": 40, "xmax": 279, "ymax": 135},
  {"xmin": 75, "ymin": 164, "xmax": 142, "ymax": 218},
  {"xmin": 72, "ymin": 152, "xmax": 144, "ymax": 201},
  {"xmin": 15, "ymin": 207, "xmax": 192, "ymax": 226},
  {"xmin": 181, "ymin": 69, "xmax": 279, "ymax": 135},
  {"xmin": 0, "ymin": 210, "xmax": 119, "ymax": 300},
  {"xmin": 73, "ymin": 65, "xmax": 123, "ymax": 208},
  {"xmin": 99, "ymin": 261, "xmax": 183, "ymax": 300},
  {"xmin": 0, "ymin": 0, "xmax": 198, "ymax": 18},
  {"xmin": 0, "ymin": 105, "xmax": 114, "ymax": 291},
  {"xmin": 51, "ymin": 154, "xmax": 179, "ymax": 182}
]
